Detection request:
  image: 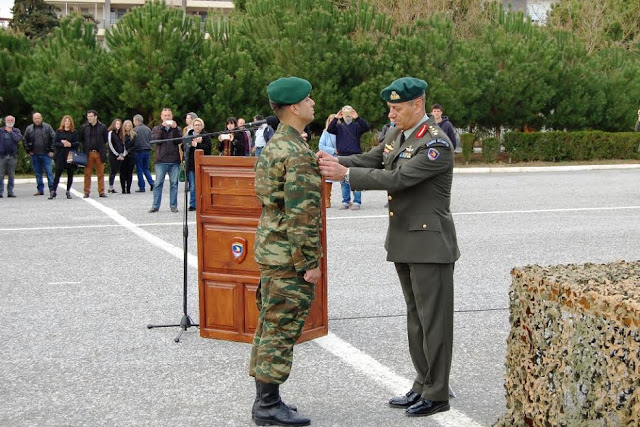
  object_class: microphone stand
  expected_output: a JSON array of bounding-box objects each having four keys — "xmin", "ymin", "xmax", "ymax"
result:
[
  {"xmin": 147, "ymin": 124, "xmax": 262, "ymax": 342},
  {"xmin": 146, "ymin": 135, "xmax": 198, "ymax": 342}
]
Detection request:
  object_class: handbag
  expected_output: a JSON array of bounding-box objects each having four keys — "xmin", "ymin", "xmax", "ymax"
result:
[{"xmin": 70, "ymin": 150, "xmax": 88, "ymax": 167}]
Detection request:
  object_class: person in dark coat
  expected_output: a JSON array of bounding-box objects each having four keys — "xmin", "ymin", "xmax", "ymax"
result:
[
  {"xmin": 120, "ymin": 120, "xmax": 137, "ymax": 194},
  {"xmin": 50, "ymin": 115, "xmax": 79, "ymax": 199}
]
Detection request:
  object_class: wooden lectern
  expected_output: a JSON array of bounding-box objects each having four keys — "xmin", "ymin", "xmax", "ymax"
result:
[{"xmin": 194, "ymin": 151, "xmax": 328, "ymax": 343}]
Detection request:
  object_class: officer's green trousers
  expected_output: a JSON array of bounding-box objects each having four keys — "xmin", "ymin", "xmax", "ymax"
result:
[
  {"xmin": 395, "ymin": 262, "xmax": 454, "ymax": 402},
  {"xmin": 249, "ymin": 266, "xmax": 314, "ymax": 384}
]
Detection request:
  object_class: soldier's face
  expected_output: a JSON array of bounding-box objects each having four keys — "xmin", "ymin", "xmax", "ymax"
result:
[{"xmin": 297, "ymin": 96, "xmax": 315, "ymax": 123}]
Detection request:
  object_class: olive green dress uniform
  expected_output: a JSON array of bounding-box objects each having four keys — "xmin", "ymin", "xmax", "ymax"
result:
[
  {"xmin": 338, "ymin": 86, "xmax": 460, "ymax": 402},
  {"xmin": 249, "ymin": 121, "xmax": 323, "ymax": 385}
]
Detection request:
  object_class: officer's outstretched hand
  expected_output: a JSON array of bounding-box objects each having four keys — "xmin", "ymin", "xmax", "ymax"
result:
[
  {"xmin": 316, "ymin": 151, "xmax": 337, "ymax": 161},
  {"xmin": 304, "ymin": 267, "xmax": 321, "ymax": 285}
]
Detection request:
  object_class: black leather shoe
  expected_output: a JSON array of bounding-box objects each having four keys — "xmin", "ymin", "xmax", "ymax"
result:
[
  {"xmin": 389, "ymin": 390, "xmax": 421, "ymax": 408},
  {"xmin": 135, "ymin": 188, "xmax": 145, "ymax": 193},
  {"xmin": 150, "ymin": 184, "xmax": 154, "ymax": 191},
  {"xmin": 99, "ymin": 193, "xmax": 107, "ymax": 198},
  {"xmin": 405, "ymin": 399, "xmax": 449, "ymax": 417},
  {"xmin": 7, "ymin": 194, "xmax": 16, "ymax": 198},
  {"xmin": 188, "ymin": 206, "xmax": 196, "ymax": 211},
  {"xmin": 83, "ymin": 193, "xmax": 90, "ymax": 198},
  {"xmin": 149, "ymin": 207, "xmax": 159, "ymax": 213}
]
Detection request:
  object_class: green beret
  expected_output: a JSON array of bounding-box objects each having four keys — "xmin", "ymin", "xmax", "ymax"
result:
[
  {"xmin": 267, "ymin": 77, "xmax": 312, "ymax": 105},
  {"xmin": 380, "ymin": 77, "xmax": 428, "ymax": 103}
]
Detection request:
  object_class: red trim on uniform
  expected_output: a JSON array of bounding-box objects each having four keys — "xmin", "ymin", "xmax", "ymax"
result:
[{"xmin": 416, "ymin": 124, "xmax": 428, "ymax": 138}]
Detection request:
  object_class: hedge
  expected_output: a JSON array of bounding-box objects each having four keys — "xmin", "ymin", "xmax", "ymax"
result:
[{"xmin": 503, "ymin": 131, "xmax": 640, "ymax": 163}]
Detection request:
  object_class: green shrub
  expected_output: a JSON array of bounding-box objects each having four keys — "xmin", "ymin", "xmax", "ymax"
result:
[
  {"xmin": 461, "ymin": 133, "xmax": 474, "ymax": 163},
  {"xmin": 482, "ymin": 137, "xmax": 500, "ymax": 163},
  {"xmin": 503, "ymin": 131, "xmax": 640, "ymax": 162}
]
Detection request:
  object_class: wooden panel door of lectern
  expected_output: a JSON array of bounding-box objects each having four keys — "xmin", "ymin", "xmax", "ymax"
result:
[{"xmin": 194, "ymin": 151, "xmax": 328, "ymax": 343}]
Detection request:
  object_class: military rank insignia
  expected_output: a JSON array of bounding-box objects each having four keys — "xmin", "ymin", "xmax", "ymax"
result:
[
  {"xmin": 390, "ymin": 91, "xmax": 400, "ymax": 101},
  {"xmin": 428, "ymin": 125, "xmax": 439, "ymax": 136},
  {"xmin": 416, "ymin": 124, "xmax": 428, "ymax": 138},
  {"xmin": 427, "ymin": 148, "xmax": 440, "ymax": 161},
  {"xmin": 384, "ymin": 144, "xmax": 394, "ymax": 154}
]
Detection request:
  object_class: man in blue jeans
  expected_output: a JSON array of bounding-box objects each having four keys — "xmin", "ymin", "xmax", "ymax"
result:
[
  {"xmin": 327, "ymin": 105, "xmax": 370, "ymax": 210},
  {"xmin": 149, "ymin": 108, "xmax": 181, "ymax": 213},
  {"xmin": 23, "ymin": 112, "xmax": 56, "ymax": 197},
  {"xmin": 133, "ymin": 114, "xmax": 155, "ymax": 192}
]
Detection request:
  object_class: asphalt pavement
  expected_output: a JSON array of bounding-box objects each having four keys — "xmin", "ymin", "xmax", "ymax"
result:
[{"xmin": 1, "ymin": 165, "xmax": 639, "ymax": 427}]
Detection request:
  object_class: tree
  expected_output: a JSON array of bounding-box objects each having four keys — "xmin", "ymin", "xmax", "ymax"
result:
[
  {"xmin": 547, "ymin": 0, "xmax": 640, "ymax": 53},
  {"xmin": 105, "ymin": 1, "xmax": 205, "ymax": 125},
  {"xmin": 0, "ymin": 29, "xmax": 31, "ymax": 127},
  {"xmin": 18, "ymin": 16, "xmax": 109, "ymax": 125},
  {"xmin": 10, "ymin": 0, "xmax": 59, "ymax": 39}
]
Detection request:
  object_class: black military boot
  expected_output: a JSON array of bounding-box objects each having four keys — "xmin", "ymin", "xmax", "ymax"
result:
[
  {"xmin": 252, "ymin": 381, "xmax": 310, "ymax": 426},
  {"xmin": 253, "ymin": 378, "xmax": 297, "ymax": 417}
]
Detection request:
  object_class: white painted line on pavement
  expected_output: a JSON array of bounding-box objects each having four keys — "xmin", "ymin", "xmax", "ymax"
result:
[
  {"xmin": 73, "ymin": 188, "xmax": 483, "ymax": 426},
  {"xmin": 0, "ymin": 221, "xmax": 195, "ymax": 232},
  {"xmin": 70, "ymin": 188, "xmax": 198, "ymax": 268},
  {"xmin": 326, "ymin": 205, "xmax": 640, "ymax": 221},
  {"xmin": 454, "ymin": 163, "xmax": 640, "ymax": 173},
  {"xmin": 314, "ymin": 333, "xmax": 484, "ymax": 427}
]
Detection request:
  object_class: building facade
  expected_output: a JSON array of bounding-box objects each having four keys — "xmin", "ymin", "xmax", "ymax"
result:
[
  {"xmin": 502, "ymin": 0, "xmax": 558, "ymax": 24},
  {"xmin": 45, "ymin": 0, "xmax": 234, "ymax": 39}
]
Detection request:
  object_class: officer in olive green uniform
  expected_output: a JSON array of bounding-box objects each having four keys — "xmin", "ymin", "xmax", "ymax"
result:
[
  {"xmin": 318, "ymin": 77, "xmax": 459, "ymax": 418},
  {"xmin": 249, "ymin": 77, "xmax": 322, "ymax": 427}
]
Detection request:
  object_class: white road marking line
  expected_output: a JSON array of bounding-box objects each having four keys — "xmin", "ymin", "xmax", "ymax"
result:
[
  {"xmin": 0, "ymin": 222, "xmax": 195, "ymax": 232},
  {"xmin": 48, "ymin": 281, "xmax": 82, "ymax": 285},
  {"xmin": 72, "ymin": 189, "xmax": 485, "ymax": 426},
  {"xmin": 69, "ymin": 188, "xmax": 198, "ymax": 268},
  {"xmin": 315, "ymin": 333, "xmax": 484, "ymax": 427},
  {"xmin": 327, "ymin": 205, "xmax": 640, "ymax": 220}
]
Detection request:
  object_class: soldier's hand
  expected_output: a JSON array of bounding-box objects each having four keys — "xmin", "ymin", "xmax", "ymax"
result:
[{"xmin": 304, "ymin": 267, "xmax": 321, "ymax": 284}]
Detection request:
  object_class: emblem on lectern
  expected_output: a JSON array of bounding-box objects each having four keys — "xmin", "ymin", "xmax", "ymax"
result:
[{"xmin": 230, "ymin": 237, "xmax": 248, "ymax": 263}]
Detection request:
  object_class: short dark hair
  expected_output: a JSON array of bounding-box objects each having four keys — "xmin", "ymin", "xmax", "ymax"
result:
[
  {"xmin": 431, "ymin": 104, "xmax": 443, "ymax": 111},
  {"xmin": 254, "ymin": 114, "xmax": 264, "ymax": 121},
  {"xmin": 87, "ymin": 109, "xmax": 98, "ymax": 117},
  {"xmin": 226, "ymin": 117, "xmax": 237, "ymax": 126}
]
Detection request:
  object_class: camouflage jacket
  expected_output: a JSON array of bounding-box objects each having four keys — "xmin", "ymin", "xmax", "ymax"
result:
[{"xmin": 254, "ymin": 123, "xmax": 322, "ymax": 273}]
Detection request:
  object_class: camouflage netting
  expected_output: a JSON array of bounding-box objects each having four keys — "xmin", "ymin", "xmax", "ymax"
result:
[{"xmin": 495, "ymin": 261, "xmax": 640, "ymax": 426}]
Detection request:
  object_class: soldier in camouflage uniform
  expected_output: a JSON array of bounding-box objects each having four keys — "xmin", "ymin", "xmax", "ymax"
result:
[
  {"xmin": 318, "ymin": 77, "xmax": 460, "ymax": 419},
  {"xmin": 249, "ymin": 76, "xmax": 322, "ymax": 427}
]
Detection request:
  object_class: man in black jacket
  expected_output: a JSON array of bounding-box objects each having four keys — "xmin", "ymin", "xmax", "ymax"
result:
[
  {"xmin": 23, "ymin": 112, "xmax": 56, "ymax": 196},
  {"xmin": 79, "ymin": 110, "xmax": 109, "ymax": 198},
  {"xmin": 149, "ymin": 108, "xmax": 182, "ymax": 213}
]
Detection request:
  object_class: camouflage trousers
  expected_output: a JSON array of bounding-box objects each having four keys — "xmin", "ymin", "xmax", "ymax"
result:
[{"xmin": 249, "ymin": 266, "xmax": 315, "ymax": 384}]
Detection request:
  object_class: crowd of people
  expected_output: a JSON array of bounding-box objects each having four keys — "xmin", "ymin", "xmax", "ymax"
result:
[{"xmin": 0, "ymin": 109, "xmax": 281, "ymax": 212}]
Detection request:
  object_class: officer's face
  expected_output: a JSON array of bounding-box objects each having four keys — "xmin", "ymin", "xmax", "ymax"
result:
[{"xmin": 388, "ymin": 99, "xmax": 421, "ymax": 131}]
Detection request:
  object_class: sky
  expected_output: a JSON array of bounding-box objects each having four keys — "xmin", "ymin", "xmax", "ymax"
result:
[{"xmin": 0, "ymin": 0, "xmax": 13, "ymax": 18}]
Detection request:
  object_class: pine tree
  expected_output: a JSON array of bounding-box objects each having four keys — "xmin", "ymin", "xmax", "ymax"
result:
[{"xmin": 10, "ymin": 0, "xmax": 59, "ymax": 39}]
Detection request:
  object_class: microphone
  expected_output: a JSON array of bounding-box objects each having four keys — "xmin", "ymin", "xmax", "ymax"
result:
[{"xmin": 242, "ymin": 119, "xmax": 267, "ymax": 128}]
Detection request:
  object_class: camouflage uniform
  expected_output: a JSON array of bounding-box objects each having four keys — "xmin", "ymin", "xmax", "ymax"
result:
[{"xmin": 249, "ymin": 122, "xmax": 322, "ymax": 385}]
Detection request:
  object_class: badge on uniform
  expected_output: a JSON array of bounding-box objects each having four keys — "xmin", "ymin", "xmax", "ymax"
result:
[
  {"xmin": 427, "ymin": 148, "xmax": 440, "ymax": 161},
  {"xmin": 428, "ymin": 125, "xmax": 439, "ymax": 136},
  {"xmin": 384, "ymin": 144, "xmax": 394, "ymax": 154},
  {"xmin": 426, "ymin": 139, "xmax": 450, "ymax": 149},
  {"xmin": 399, "ymin": 146, "xmax": 414, "ymax": 159}
]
